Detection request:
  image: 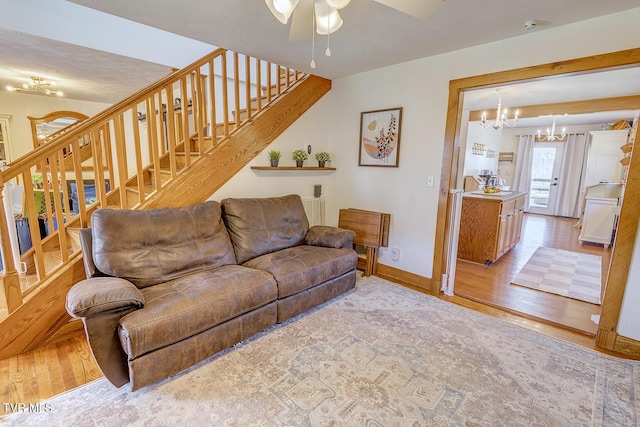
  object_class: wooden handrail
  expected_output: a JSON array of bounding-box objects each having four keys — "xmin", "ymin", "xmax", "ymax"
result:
[{"xmin": 0, "ymin": 47, "xmax": 306, "ymax": 315}]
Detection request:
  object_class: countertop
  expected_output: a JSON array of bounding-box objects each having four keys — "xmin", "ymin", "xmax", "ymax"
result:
[{"xmin": 462, "ymin": 190, "xmax": 526, "ymax": 202}]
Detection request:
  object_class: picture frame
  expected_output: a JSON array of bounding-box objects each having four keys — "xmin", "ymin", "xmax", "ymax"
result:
[{"xmin": 358, "ymin": 107, "xmax": 402, "ymax": 167}]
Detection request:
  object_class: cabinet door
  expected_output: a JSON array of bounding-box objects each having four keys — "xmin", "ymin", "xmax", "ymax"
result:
[
  {"xmin": 512, "ymin": 207, "xmax": 524, "ymax": 245},
  {"xmin": 496, "ymin": 213, "xmax": 510, "ymax": 259},
  {"xmin": 579, "ymin": 198, "xmax": 617, "ymax": 247},
  {"xmin": 586, "ymin": 130, "xmax": 627, "ymax": 187}
]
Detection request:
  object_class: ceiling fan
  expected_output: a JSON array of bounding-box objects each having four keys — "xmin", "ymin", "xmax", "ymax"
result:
[{"xmin": 265, "ymin": 0, "xmax": 444, "ymax": 42}]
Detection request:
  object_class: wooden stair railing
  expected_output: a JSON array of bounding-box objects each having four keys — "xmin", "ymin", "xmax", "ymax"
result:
[{"xmin": 0, "ymin": 48, "xmax": 331, "ymax": 360}]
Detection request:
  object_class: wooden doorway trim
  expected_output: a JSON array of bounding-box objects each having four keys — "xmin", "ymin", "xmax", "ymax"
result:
[{"xmin": 432, "ymin": 47, "xmax": 640, "ymax": 353}]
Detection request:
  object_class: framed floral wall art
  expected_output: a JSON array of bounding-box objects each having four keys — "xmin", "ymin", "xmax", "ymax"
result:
[{"xmin": 358, "ymin": 107, "xmax": 402, "ymax": 167}]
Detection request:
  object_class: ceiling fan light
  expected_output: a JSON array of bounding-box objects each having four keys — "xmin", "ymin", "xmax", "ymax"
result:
[
  {"xmin": 326, "ymin": 0, "xmax": 351, "ymax": 9},
  {"xmin": 315, "ymin": 2, "xmax": 343, "ymax": 35},
  {"xmin": 265, "ymin": 0, "xmax": 299, "ymax": 24}
]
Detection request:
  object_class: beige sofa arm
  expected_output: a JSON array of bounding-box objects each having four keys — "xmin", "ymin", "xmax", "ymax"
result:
[
  {"xmin": 66, "ymin": 277, "xmax": 144, "ymax": 318},
  {"xmin": 305, "ymin": 226, "xmax": 356, "ymax": 249}
]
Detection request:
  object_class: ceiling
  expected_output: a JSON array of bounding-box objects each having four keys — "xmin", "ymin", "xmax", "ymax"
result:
[{"xmin": 1, "ymin": 0, "xmax": 639, "ymax": 126}]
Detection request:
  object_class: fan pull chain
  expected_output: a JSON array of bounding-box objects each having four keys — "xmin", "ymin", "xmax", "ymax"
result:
[
  {"xmin": 310, "ymin": 4, "xmax": 316, "ymax": 69},
  {"xmin": 325, "ymin": 11, "xmax": 331, "ymax": 56}
]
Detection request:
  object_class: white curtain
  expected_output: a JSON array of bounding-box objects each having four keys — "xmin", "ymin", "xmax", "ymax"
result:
[
  {"xmin": 555, "ymin": 133, "xmax": 589, "ymax": 218},
  {"xmin": 512, "ymin": 135, "xmax": 535, "ymax": 212}
]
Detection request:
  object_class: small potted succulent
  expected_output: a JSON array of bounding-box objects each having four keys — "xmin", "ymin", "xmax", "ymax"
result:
[
  {"xmin": 292, "ymin": 149, "xmax": 309, "ymax": 167},
  {"xmin": 268, "ymin": 150, "xmax": 281, "ymax": 167},
  {"xmin": 315, "ymin": 151, "xmax": 331, "ymax": 168}
]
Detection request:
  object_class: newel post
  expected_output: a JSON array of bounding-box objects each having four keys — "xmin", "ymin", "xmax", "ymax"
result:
[{"xmin": 0, "ymin": 171, "xmax": 22, "ymax": 313}]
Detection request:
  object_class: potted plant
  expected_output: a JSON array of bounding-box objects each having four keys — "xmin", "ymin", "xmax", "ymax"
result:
[
  {"xmin": 268, "ymin": 150, "xmax": 281, "ymax": 167},
  {"xmin": 292, "ymin": 149, "xmax": 309, "ymax": 167},
  {"xmin": 315, "ymin": 151, "xmax": 331, "ymax": 168}
]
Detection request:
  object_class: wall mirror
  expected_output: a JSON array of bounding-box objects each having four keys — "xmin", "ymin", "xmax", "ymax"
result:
[{"xmin": 28, "ymin": 110, "xmax": 88, "ymax": 150}]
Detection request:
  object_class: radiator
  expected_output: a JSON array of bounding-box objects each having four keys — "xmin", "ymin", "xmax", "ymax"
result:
[{"xmin": 302, "ymin": 197, "xmax": 326, "ymax": 226}]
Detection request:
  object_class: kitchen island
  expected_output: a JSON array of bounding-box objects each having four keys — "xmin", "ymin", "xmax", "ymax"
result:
[{"xmin": 457, "ymin": 191, "xmax": 527, "ymax": 265}]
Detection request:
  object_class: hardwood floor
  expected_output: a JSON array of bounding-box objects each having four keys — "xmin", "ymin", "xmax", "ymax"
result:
[
  {"xmin": 454, "ymin": 213, "xmax": 611, "ymax": 336},
  {"xmin": 0, "ymin": 335, "xmax": 101, "ymax": 417}
]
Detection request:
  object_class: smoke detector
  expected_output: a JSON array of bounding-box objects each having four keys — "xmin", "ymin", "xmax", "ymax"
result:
[{"xmin": 524, "ymin": 20, "xmax": 537, "ymax": 30}]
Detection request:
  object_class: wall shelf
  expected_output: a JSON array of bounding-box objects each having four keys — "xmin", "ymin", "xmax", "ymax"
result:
[{"xmin": 250, "ymin": 166, "xmax": 336, "ymax": 171}]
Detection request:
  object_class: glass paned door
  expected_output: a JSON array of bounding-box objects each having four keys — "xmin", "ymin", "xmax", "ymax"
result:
[{"xmin": 529, "ymin": 142, "xmax": 564, "ymax": 215}]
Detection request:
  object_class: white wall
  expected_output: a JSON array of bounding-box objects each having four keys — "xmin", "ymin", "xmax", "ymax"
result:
[
  {"xmin": 325, "ymin": 8, "xmax": 640, "ymax": 278},
  {"xmin": 618, "ymin": 217, "xmax": 640, "ymax": 340},
  {"xmin": 0, "ymin": 92, "xmax": 110, "ymax": 161},
  {"xmin": 462, "ymin": 121, "xmax": 501, "ymax": 176},
  {"xmin": 210, "ymin": 94, "xmax": 333, "ymax": 202}
]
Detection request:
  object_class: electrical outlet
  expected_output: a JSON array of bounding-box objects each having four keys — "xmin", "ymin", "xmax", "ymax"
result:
[
  {"xmin": 427, "ymin": 176, "xmax": 434, "ymax": 188},
  {"xmin": 391, "ymin": 247, "xmax": 400, "ymax": 262}
]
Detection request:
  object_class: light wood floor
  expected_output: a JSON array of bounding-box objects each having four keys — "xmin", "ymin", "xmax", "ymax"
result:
[
  {"xmin": 0, "ymin": 335, "xmax": 101, "ymax": 417},
  {"xmin": 454, "ymin": 213, "xmax": 611, "ymax": 336}
]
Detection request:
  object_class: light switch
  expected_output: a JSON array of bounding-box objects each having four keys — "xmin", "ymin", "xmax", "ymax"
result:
[{"xmin": 427, "ymin": 176, "xmax": 434, "ymax": 187}]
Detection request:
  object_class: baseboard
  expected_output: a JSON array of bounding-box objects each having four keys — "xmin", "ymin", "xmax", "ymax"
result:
[
  {"xmin": 374, "ymin": 263, "xmax": 432, "ymax": 292},
  {"xmin": 613, "ymin": 334, "xmax": 640, "ymax": 360}
]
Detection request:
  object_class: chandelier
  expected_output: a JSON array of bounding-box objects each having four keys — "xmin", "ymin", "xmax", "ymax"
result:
[
  {"xmin": 480, "ymin": 92, "xmax": 518, "ymax": 130},
  {"xmin": 6, "ymin": 76, "xmax": 64, "ymax": 97},
  {"xmin": 537, "ymin": 117, "xmax": 566, "ymax": 141}
]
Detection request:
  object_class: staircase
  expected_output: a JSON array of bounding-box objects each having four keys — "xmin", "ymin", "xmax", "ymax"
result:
[{"xmin": 0, "ymin": 48, "xmax": 331, "ymax": 360}]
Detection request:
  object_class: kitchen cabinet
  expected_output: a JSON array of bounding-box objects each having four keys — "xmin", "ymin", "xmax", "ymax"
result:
[
  {"xmin": 457, "ymin": 191, "xmax": 526, "ymax": 265},
  {"xmin": 585, "ymin": 130, "xmax": 627, "ymax": 187},
  {"xmin": 579, "ymin": 183, "xmax": 623, "ymax": 248}
]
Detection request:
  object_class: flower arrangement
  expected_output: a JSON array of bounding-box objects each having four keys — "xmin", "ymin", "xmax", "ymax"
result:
[{"xmin": 291, "ymin": 149, "xmax": 309, "ymax": 161}]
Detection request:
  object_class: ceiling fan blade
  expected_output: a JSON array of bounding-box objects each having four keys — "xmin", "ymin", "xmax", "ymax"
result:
[
  {"xmin": 289, "ymin": 0, "xmax": 314, "ymax": 41},
  {"xmin": 372, "ymin": 0, "xmax": 443, "ymax": 19}
]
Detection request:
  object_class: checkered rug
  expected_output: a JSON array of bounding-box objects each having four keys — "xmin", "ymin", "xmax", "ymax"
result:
[{"xmin": 511, "ymin": 247, "xmax": 602, "ymax": 305}]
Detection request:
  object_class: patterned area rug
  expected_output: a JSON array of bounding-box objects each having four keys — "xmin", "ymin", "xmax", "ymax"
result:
[
  {"xmin": 512, "ymin": 247, "xmax": 602, "ymax": 304},
  {"xmin": 4, "ymin": 276, "xmax": 638, "ymax": 426}
]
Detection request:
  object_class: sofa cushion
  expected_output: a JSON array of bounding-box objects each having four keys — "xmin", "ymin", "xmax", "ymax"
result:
[
  {"xmin": 91, "ymin": 201, "xmax": 237, "ymax": 288},
  {"xmin": 118, "ymin": 265, "xmax": 277, "ymax": 359},
  {"xmin": 243, "ymin": 245, "xmax": 358, "ymax": 299},
  {"xmin": 221, "ymin": 195, "xmax": 309, "ymax": 264}
]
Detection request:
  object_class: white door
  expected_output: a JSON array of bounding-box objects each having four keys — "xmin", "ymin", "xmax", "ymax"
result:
[{"xmin": 529, "ymin": 142, "xmax": 565, "ymax": 215}]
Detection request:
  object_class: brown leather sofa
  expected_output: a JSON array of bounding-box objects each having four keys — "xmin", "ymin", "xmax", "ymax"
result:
[{"xmin": 66, "ymin": 195, "xmax": 357, "ymax": 391}]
